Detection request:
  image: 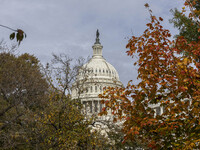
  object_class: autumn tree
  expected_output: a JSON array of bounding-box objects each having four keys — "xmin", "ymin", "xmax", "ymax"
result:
[
  {"xmin": 0, "ymin": 45, "xmax": 48, "ymax": 149},
  {"xmin": 100, "ymin": 1, "xmax": 200, "ymax": 149},
  {"xmin": 31, "ymin": 53, "xmax": 109, "ymax": 149}
]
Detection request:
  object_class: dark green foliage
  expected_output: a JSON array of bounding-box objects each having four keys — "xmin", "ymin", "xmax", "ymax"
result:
[
  {"xmin": 9, "ymin": 32, "xmax": 15, "ymax": 40},
  {"xmin": 170, "ymin": 8, "xmax": 200, "ymax": 43},
  {"xmin": 170, "ymin": 2, "xmax": 200, "ymax": 62},
  {"xmin": 0, "ymin": 51, "xmax": 48, "ymax": 149}
]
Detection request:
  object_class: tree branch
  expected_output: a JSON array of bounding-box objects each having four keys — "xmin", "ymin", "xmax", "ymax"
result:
[{"xmin": 0, "ymin": 24, "xmax": 17, "ymax": 32}]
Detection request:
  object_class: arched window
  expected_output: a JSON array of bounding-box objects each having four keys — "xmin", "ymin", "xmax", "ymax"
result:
[
  {"xmin": 91, "ymin": 86, "xmax": 93, "ymax": 93},
  {"xmin": 95, "ymin": 86, "xmax": 97, "ymax": 92},
  {"xmin": 99, "ymin": 69, "xmax": 101, "ymax": 73},
  {"xmin": 86, "ymin": 87, "xmax": 88, "ymax": 93}
]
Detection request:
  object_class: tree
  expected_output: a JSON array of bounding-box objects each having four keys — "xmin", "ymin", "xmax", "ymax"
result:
[
  {"xmin": 34, "ymin": 89, "xmax": 108, "ymax": 149},
  {"xmin": 100, "ymin": 2, "xmax": 200, "ymax": 149},
  {"xmin": 0, "ymin": 47, "xmax": 48, "ymax": 149},
  {"xmin": 95, "ymin": 120, "xmax": 145, "ymax": 150},
  {"xmin": 170, "ymin": 8, "xmax": 200, "ymax": 42},
  {"xmin": 0, "ymin": 48, "xmax": 110, "ymax": 149},
  {"xmin": 170, "ymin": 0, "xmax": 200, "ymax": 43},
  {"xmin": 170, "ymin": 0, "xmax": 200, "ymax": 61},
  {"xmin": 30, "ymin": 53, "xmax": 109, "ymax": 149}
]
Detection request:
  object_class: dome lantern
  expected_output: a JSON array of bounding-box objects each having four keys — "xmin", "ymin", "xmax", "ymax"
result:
[{"xmin": 92, "ymin": 29, "xmax": 103, "ymax": 57}]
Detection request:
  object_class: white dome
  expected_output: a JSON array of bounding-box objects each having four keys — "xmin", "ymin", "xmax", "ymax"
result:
[
  {"xmin": 73, "ymin": 41, "xmax": 122, "ymax": 98},
  {"xmin": 76, "ymin": 41, "xmax": 121, "ymax": 82},
  {"xmin": 72, "ymin": 30, "xmax": 123, "ymax": 117},
  {"xmin": 83, "ymin": 56, "xmax": 120, "ymax": 81}
]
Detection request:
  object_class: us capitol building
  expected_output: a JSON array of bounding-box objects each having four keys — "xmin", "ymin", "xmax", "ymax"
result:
[{"xmin": 71, "ymin": 30, "xmax": 123, "ymax": 118}]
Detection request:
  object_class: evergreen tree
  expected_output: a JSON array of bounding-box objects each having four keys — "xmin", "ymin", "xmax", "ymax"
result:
[{"xmin": 170, "ymin": 8, "xmax": 200, "ymax": 42}]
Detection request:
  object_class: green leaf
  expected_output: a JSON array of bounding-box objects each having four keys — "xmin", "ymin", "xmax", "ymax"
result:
[
  {"xmin": 9, "ymin": 32, "xmax": 15, "ymax": 40},
  {"xmin": 16, "ymin": 32, "xmax": 20, "ymax": 42},
  {"xmin": 16, "ymin": 32, "xmax": 24, "ymax": 45}
]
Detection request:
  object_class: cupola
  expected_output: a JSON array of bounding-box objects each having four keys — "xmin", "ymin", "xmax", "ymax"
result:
[{"xmin": 92, "ymin": 29, "xmax": 103, "ymax": 58}]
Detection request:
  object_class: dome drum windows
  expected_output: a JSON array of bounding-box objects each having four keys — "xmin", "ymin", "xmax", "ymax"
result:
[
  {"xmin": 90, "ymin": 86, "xmax": 93, "ymax": 93},
  {"xmin": 86, "ymin": 87, "xmax": 88, "ymax": 93},
  {"xmin": 93, "ymin": 68, "xmax": 118, "ymax": 76},
  {"xmin": 100, "ymin": 86, "xmax": 102, "ymax": 92},
  {"xmin": 85, "ymin": 85, "xmax": 105, "ymax": 93},
  {"xmin": 95, "ymin": 86, "xmax": 97, "ymax": 92}
]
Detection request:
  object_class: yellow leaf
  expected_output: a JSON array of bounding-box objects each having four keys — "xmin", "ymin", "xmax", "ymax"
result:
[
  {"xmin": 183, "ymin": 78, "xmax": 189, "ymax": 82},
  {"xmin": 183, "ymin": 58, "xmax": 188, "ymax": 65},
  {"xmin": 139, "ymin": 42, "xmax": 143, "ymax": 47},
  {"xmin": 194, "ymin": 102, "xmax": 199, "ymax": 107}
]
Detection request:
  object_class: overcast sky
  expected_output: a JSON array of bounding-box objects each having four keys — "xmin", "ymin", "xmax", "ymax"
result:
[{"xmin": 0, "ymin": 0, "xmax": 184, "ymax": 85}]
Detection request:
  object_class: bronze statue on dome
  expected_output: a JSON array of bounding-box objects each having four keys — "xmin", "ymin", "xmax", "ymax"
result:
[
  {"xmin": 95, "ymin": 29, "xmax": 100, "ymax": 44},
  {"xmin": 96, "ymin": 29, "xmax": 99, "ymax": 39}
]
